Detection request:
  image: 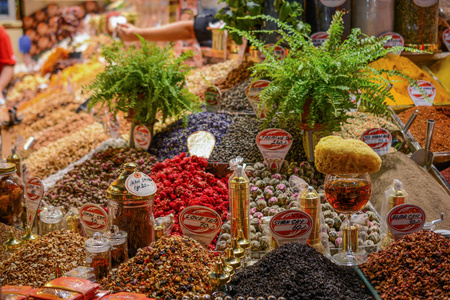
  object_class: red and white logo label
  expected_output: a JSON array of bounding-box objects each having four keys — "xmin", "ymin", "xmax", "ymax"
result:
[
  {"xmin": 387, "ymin": 204, "xmax": 426, "ymax": 240},
  {"xmin": 269, "ymin": 210, "xmax": 313, "ymax": 246},
  {"xmin": 258, "ymin": 44, "xmax": 286, "ymax": 62},
  {"xmin": 179, "ymin": 206, "xmax": 222, "ymax": 247},
  {"xmin": 134, "ymin": 125, "xmax": 151, "ymax": 150},
  {"xmin": 379, "ymin": 32, "xmax": 404, "ymax": 54},
  {"xmin": 443, "ymin": 28, "xmax": 450, "ymax": 51},
  {"xmin": 361, "ymin": 128, "xmax": 392, "ymax": 156},
  {"xmin": 204, "ymin": 86, "xmax": 221, "ymax": 113},
  {"xmin": 413, "ymin": 0, "xmax": 438, "ymax": 7},
  {"xmin": 80, "ymin": 203, "xmax": 109, "ymax": 234},
  {"xmin": 256, "ymin": 128, "xmax": 293, "ymax": 171},
  {"xmin": 125, "ymin": 172, "xmax": 157, "ymax": 197},
  {"xmin": 320, "ymin": 0, "xmax": 346, "ymax": 7},
  {"xmin": 245, "ymin": 80, "xmax": 270, "ymax": 118},
  {"xmin": 26, "ymin": 177, "xmax": 44, "ymax": 202},
  {"xmin": 408, "ymin": 80, "xmax": 436, "ymax": 106},
  {"xmin": 310, "ymin": 32, "xmax": 330, "ymax": 47},
  {"xmin": 108, "ymin": 113, "xmax": 120, "ymax": 139}
]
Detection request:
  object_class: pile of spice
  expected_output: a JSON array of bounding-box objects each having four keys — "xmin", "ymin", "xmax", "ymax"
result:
[
  {"xmin": 100, "ymin": 235, "xmax": 215, "ymax": 299},
  {"xmin": 398, "ymin": 106, "xmax": 450, "ymax": 153},
  {"xmin": 186, "ymin": 60, "xmax": 238, "ymax": 93},
  {"xmin": 149, "ymin": 112, "xmax": 233, "ymax": 161},
  {"xmin": 151, "ymin": 154, "xmax": 228, "ymax": 248},
  {"xmin": 429, "ymin": 55, "xmax": 450, "ymax": 91},
  {"xmin": 441, "ymin": 166, "xmax": 450, "ymax": 184},
  {"xmin": 370, "ymin": 152, "xmax": 450, "ymax": 228},
  {"xmin": 334, "ymin": 112, "xmax": 398, "ymax": 139},
  {"xmin": 0, "ymin": 223, "xmax": 23, "ymax": 260},
  {"xmin": 25, "ymin": 123, "xmax": 109, "ymax": 179},
  {"xmin": 45, "ymin": 147, "xmax": 158, "ymax": 209},
  {"xmin": 228, "ymin": 242, "xmax": 372, "ymax": 299},
  {"xmin": 360, "ymin": 230, "xmax": 450, "ymax": 299},
  {"xmin": 219, "ymin": 79, "xmax": 254, "ymax": 114},
  {"xmin": 218, "ymin": 161, "xmax": 324, "ymax": 252},
  {"xmin": 0, "ymin": 230, "xmax": 86, "ymax": 287}
]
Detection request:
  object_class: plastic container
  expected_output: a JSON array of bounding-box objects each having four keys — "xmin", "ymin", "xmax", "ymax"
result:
[
  {"xmin": 103, "ymin": 225, "xmax": 128, "ymax": 268},
  {"xmin": 305, "ymin": 0, "xmax": 352, "ymax": 38},
  {"xmin": 394, "ymin": 0, "xmax": 439, "ymax": 52},
  {"xmin": 85, "ymin": 232, "xmax": 111, "ymax": 280},
  {"xmin": 39, "ymin": 205, "xmax": 64, "ymax": 236},
  {"xmin": 352, "ymin": 0, "xmax": 394, "ymax": 37},
  {"xmin": 0, "ymin": 163, "xmax": 24, "ymax": 226}
]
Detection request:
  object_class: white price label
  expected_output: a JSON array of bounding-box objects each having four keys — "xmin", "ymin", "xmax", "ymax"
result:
[
  {"xmin": 320, "ymin": 0, "xmax": 346, "ymax": 7},
  {"xmin": 408, "ymin": 80, "xmax": 436, "ymax": 106},
  {"xmin": 413, "ymin": 0, "xmax": 438, "ymax": 7},
  {"xmin": 125, "ymin": 172, "xmax": 157, "ymax": 197},
  {"xmin": 133, "ymin": 125, "xmax": 151, "ymax": 150}
]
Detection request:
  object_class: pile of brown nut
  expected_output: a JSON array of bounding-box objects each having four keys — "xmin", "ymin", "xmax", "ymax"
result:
[
  {"xmin": 361, "ymin": 230, "xmax": 450, "ymax": 299},
  {"xmin": 0, "ymin": 223, "xmax": 24, "ymax": 260},
  {"xmin": 101, "ymin": 235, "xmax": 215, "ymax": 299},
  {"xmin": 0, "ymin": 230, "xmax": 86, "ymax": 287}
]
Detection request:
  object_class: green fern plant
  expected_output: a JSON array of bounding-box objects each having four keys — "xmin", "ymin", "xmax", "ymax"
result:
[
  {"xmin": 227, "ymin": 12, "xmax": 424, "ymax": 131},
  {"xmin": 84, "ymin": 36, "xmax": 199, "ymax": 127}
]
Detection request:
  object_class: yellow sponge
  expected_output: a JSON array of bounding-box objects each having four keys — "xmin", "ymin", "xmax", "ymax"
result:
[{"xmin": 314, "ymin": 136, "xmax": 381, "ymax": 174}]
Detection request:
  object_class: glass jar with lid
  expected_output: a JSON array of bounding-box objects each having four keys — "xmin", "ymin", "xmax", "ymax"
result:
[
  {"xmin": 103, "ymin": 225, "xmax": 128, "ymax": 268},
  {"xmin": 85, "ymin": 232, "xmax": 111, "ymax": 280},
  {"xmin": 39, "ymin": 205, "xmax": 64, "ymax": 236},
  {"xmin": 305, "ymin": 0, "xmax": 352, "ymax": 39},
  {"xmin": 106, "ymin": 162, "xmax": 156, "ymax": 257},
  {"xmin": 352, "ymin": 0, "xmax": 394, "ymax": 37},
  {"xmin": 0, "ymin": 163, "xmax": 24, "ymax": 226}
]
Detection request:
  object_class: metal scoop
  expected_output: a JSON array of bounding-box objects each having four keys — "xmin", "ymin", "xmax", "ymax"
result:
[
  {"xmin": 391, "ymin": 109, "xmax": 419, "ymax": 152},
  {"xmin": 411, "ymin": 119, "xmax": 435, "ymax": 171}
]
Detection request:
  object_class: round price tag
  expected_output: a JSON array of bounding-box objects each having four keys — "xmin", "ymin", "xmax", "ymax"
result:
[
  {"xmin": 442, "ymin": 28, "xmax": 450, "ymax": 51},
  {"xmin": 310, "ymin": 32, "xmax": 330, "ymax": 47},
  {"xmin": 179, "ymin": 206, "xmax": 222, "ymax": 247},
  {"xmin": 413, "ymin": 0, "xmax": 438, "ymax": 7},
  {"xmin": 204, "ymin": 86, "xmax": 222, "ymax": 113},
  {"xmin": 108, "ymin": 113, "xmax": 120, "ymax": 139},
  {"xmin": 387, "ymin": 204, "xmax": 426, "ymax": 240},
  {"xmin": 256, "ymin": 128, "xmax": 293, "ymax": 151},
  {"xmin": 408, "ymin": 80, "xmax": 436, "ymax": 106},
  {"xmin": 245, "ymin": 80, "xmax": 270, "ymax": 118},
  {"xmin": 258, "ymin": 44, "xmax": 286, "ymax": 62},
  {"xmin": 320, "ymin": 0, "xmax": 346, "ymax": 7},
  {"xmin": 379, "ymin": 32, "xmax": 404, "ymax": 54},
  {"xmin": 26, "ymin": 177, "xmax": 44, "ymax": 202},
  {"xmin": 125, "ymin": 172, "xmax": 157, "ymax": 197},
  {"xmin": 361, "ymin": 128, "xmax": 392, "ymax": 156},
  {"xmin": 269, "ymin": 210, "xmax": 313, "ymax": 246},
  {"xmin": 80, "ymin": 203, "xmax": 109, "ymax": 233},
  {"xmin": 133, "ymin": 125, "xmax": 151, "ymax": 150}
]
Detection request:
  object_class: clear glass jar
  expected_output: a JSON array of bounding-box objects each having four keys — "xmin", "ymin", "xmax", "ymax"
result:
[
  {"xmin": 85, "ymin": 232, "xmax": 111, "ymax": 280},
  {"xmin": 103, "ymin": 225, "xmax": 128, "ymax": 268},
  {"xmin": 39, "ymin": 205, "xmax": 64, "ymax": 236},
  {"xmin": 352, "ymin": 0, "xmax": 394, "ymax": 37},
  {"xmin": 107, "ymin": 162, "xmax": 156, "ymax": 257},
  {"xmin": 394, "ymin": 0, "xmax": 439, "ymax": 52},
  {"xmin": 306, "ymin": 0, "xmax": 352, "ymax": 38},
  {"xmin": 0, "ymin": 163, "xmax": 24, "ymax": 226}
]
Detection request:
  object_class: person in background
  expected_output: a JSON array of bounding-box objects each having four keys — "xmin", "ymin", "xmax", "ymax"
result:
[{"xmin": 0, "ymin": 25, "xmax": 16, "ymax": 105}]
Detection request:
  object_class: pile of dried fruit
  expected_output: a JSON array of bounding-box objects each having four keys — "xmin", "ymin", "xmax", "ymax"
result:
[
  {"xmin": 101, "ymin": 235, "xmax": 215, "ymax": 299},
  {"xmin": 361, "ymin": 230, "xmax": 450, "ymax": 299},
  {"xmin": 45, "ymin": 147, "xmax": 158, "ymax": 209},
  {"xmin": 25, "ymin": 123, "xmax": 109, "ymax": 179},
  {"xmin": 149, "ymin": 112, "xmax": 233, "ymax": 161},
  {"xmin": 0, "ymin": 230, "xmax": 86, "ymax": 287},
  {"xmin": 0, "ymin": 223, "xmax": 24, "ymax": 261},
  {"xmin": 228, "ymin": 242, "xmax": 372, "ymax": 299},
  {"xmin": 334, "ymin": 112, "xmax": 398, "ymax": 139},
  {"xmin": 151, "ymin": 153, "xmax": 228, "ymax": 247},
  {"xmin": 218, "ymin": 161, "xmax": 324, "ymax": 252}
]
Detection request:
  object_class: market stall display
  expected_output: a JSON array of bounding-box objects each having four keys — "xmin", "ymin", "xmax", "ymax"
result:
[
  {"xmin": 186, "ymin": 60, "xmax": 239, "ymax": 94},
  {"xmin": 334, "ymin": 112, "xmax": 398, "ymax": 140},
  {"xmin": 0, "ymin": 223, "xmax": 23, "ymax": 260}
]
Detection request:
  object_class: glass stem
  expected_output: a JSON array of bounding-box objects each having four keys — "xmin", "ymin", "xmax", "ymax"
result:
[{"xmin": 346, "ymin": 214, "xmax": 353, "ymax": 255}]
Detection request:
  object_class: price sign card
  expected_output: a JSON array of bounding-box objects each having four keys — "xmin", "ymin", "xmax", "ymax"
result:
[
  {"xmin": 125, "ymin": 172, "xmax": 157, "ymax": 197},
  {"xmin": 387, "ymin": 204, "xmax": 426, "ymax": 240},
  {"xmin": 269, "ymin": 210, "xmax": 313, "ymax": 246},
  {"xmin": 245, "ymin": 80, "xmax": 270, "ymax": 119},
  {"xmin": 258, "ymin": 44, "xmax": 286, "ymax": 62},
  {"xmin": 408, "ymin": 80, "xmax": 436, "ymax": 106},
  {"xmin": 204, "ymin": 86, "xmax": 222, "ymax": 113},
  {"xmin": 80, "ymin": 203, "xmax": 109, "ymax": 237},
  {"xmin": 187, "ymin": 131, "xmax": 216, "ymax": 159},
  {"xmin": 443, "ymin": 28, "xmax": 450, "ymax": 51},
  {"xmin": 25, "ymin": 177, "xmax": 44, "ymax": 228},
  {"xmin": 179, "ymin": 206, "xmax": 222, "ymax": 247},
  {"xmin": 256, "ymin": 128, "xmax": 293, "ymax": 171},
  {"xmin": 108, "ymin": 113, "xmax": 120, "ymax": 139},
  {"xmin": 134, "ymin": 125, "xmax": 151, "ymax": 150},
  {"xmin": 379, "ymin": 32, "xmax": 404, "ymax": 55},
  {"xmin": 361, "ymin": 128, "xmax": 392, "ymax": 156},
  {"xmin": 310, "ymin": 32, "xmax": 330, "ymax": 47}
]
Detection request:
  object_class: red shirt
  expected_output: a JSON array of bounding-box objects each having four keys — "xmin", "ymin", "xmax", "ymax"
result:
[{"xmin": 0, "ymin": 25, "xmax": 16, "ymax": 73}]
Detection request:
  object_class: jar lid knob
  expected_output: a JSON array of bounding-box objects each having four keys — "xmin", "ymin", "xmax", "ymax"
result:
[{"xmin": 110, "ymin": 225, "xmax": 119, "ymax": 235}]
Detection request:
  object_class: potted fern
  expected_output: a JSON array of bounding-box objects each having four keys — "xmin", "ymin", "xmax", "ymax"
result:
[
  {"xmin": 228, "ymin": 12, "xmax": 422, "ymax": 159},
  {"xmin": 85, "ymin": 37, "xmax": 198, "ymax": 147}
]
